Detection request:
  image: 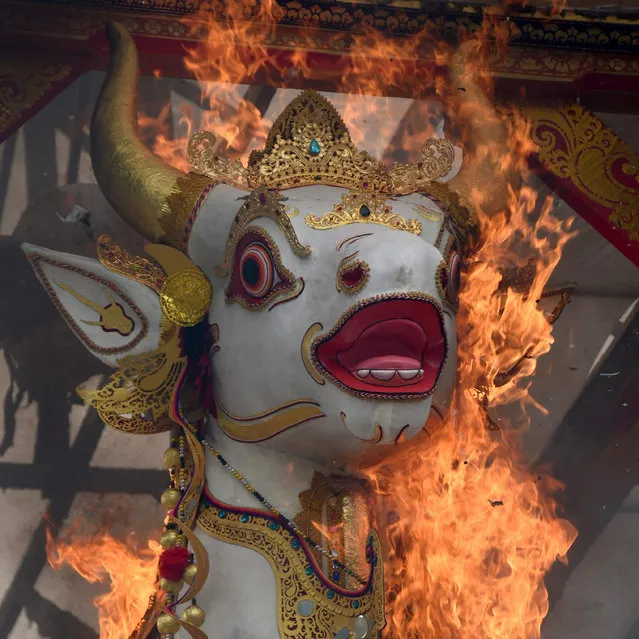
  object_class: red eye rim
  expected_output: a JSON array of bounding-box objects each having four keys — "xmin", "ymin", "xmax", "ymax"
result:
[
  {"xmin": 239, "ymin": 242, "xmax": 274, "ymax": 298},
  {"xmin": 447, "ymin": 251, "xmax": 461, "ymax": 304}
]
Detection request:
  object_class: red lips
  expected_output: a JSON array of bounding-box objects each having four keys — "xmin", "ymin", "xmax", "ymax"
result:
[{"xmin": 314, "ymin": 296, "xmax": 447, "ymax": 398}]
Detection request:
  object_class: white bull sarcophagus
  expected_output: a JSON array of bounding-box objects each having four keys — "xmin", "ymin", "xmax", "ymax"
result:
[{"xmin": 23, "ymin": 23, "xmax": 516, "ymax": 639}]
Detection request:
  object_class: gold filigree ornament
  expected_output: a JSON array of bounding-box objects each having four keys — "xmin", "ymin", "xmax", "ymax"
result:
[
  {"xmin": 217, "ymin": 186, "xmax": 312, "ymax": 276},
  {"xmin": 188, "ymin": 89, "xmax": 462, "ymax": 200},
  {"xmin": 307, "ymin": 189, "xmax": 422, "ymax": 235},
  {"xmin": 78, "ymin": 323, "xmax": 186, "ymax": 435},
  {"xmin": 197, "ymin": 497, "xmax": 385, "ymax": 639},
  {"xmin": 188, "ymin": 131, "xmax": 247, "ymax": 189},
  {"xmin": 527, "ymin": 104, "xmax": 639, "ymax": 241},
  {"xmin": 160, "ymin": 269, "xmax": 212, "ymax": 328},
  {"xmin": 97, "ymin": 235, "xmax": 165, "ymax": 292},
  {"xmin": 99, "ymin": 238, "xmax": 213, "ymax": 328},
  {"xmin": 82, "ymin": 239, "xmax": 214, "ymax": 434}
]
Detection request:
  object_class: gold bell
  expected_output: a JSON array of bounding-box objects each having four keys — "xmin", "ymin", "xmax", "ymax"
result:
[
  {"xmin": 156, "ymin": 612, "xmax": 180, "ymax": 634},
  {"xmin": 160, "ymin": 488, "xmax": 181, "ymax": 510},
  {"xmin": 163, "ymin": 447, "xmax": 181, "ymax": 469},
  {"xmin": 183, "ymin": 563, "xmax": 198, "ymax": 585},
  {"xmin": 182, "ymin": 604, "xmax": 206, "ymax": 627},
  {"xmin": 159, "ymin": 577, "xmax": 183, "ymax": 594},
  {"xmin": 160, "ymin": 529, "xmax": 180, "ymax": 549}
]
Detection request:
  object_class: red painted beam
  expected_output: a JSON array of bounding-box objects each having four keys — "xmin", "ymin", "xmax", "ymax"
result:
[{"xmin": 526, "ymin": 105, "xmax": 639, "ymax": 268}]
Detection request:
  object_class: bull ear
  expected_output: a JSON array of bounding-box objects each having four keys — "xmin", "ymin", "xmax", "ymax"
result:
[{"xmin": 22, "ymin": 243, "xmax": 164, "ymax": 368}]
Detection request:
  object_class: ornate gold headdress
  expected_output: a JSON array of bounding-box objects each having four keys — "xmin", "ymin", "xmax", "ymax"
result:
[
  {"xmin": 91, "ymin": 27, "xmax": 512, "ymax": 249},
  {"xmin": 189, "ymin": 90, "xmax": 456, "ymax": 195}
]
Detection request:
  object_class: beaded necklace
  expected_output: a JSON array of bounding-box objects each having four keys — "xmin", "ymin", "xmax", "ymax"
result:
[{"xmin": 205, "ymin": 439, "xmax": 368, "ymax": 586}]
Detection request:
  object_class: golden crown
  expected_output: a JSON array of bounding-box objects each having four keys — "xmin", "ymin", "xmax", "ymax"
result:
[{"xmin": 189, "ymin": 90, "xmax": 456, "ymax": 194}]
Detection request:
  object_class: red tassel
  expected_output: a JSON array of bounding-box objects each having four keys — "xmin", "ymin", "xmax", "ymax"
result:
[{"xmin": 159, "ymin": 546, "xmax": 190, "ymax": 581}]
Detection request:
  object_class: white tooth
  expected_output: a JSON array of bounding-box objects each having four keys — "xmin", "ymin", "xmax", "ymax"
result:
[
  {"xmin": 398, "ymin": 370, "xmax": 420, "ymax": 380},
  {"xmin": 356, "ymin": 369, "xmax": 370, "ymax": 378},
  {"xmin": 419, "ymin": 369, "xmax": 424, "ymax": 375},
  {"xmin": 371, "ymin": 370, "xmax": 395, "ymax": 381}
]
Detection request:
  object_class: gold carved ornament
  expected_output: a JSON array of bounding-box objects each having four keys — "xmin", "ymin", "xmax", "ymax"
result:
[
  {"xmin": 216, "ymin": 186, "xmax": 312, "ymax": 277},
  {"xmin": 87, "ymin": 239, "xmax": 213, "ymax": 637},
  {"xmin": 306, "ymin": 190, "xmax": 422, "ymax": 235},
  {"xmin": 78, "ymin": 238, "xmax": 213, "ymax": 436},
  {"xmin": 294, "ymin": 471, "xmax": 373, "ymax": 592},
  {"xmin": 197, "ymin": 494, "xmax": 385, "ymax": 639},
  {"xmin": 526, "ymin": 104, "xmax": 639, "ymax": 242},
  {"xmin": 0, "ymin": 56, "xmax": 73, "ymax": 138},
  {"xmin": 188, "ymin": 89, "xmax": 475, "ymax": 238}
]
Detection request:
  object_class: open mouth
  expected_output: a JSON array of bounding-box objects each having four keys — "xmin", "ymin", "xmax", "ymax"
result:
[{"xmin": 313, "ymin": 294, "xmax": 447, "ymax": 398}]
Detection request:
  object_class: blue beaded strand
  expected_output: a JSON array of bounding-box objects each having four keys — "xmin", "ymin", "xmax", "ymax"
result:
[{"xmin": 204, "ymin": 436, "xmax": 367, "ymax": 586}]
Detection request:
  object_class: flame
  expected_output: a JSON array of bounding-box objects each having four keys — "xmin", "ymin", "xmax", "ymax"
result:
[
  {"xmin": 143, "ymin": 3, "xmax": 454, "ymax": 167},
  {"xmin": 356, "ymin": 32, "xmax": 578, "ymax": 639},
  {"xmin": 46, "ymin": 522, "xmax": 162, "ymax": 638},
  {"xmin": 362, "ymin": 185, "xmax": 578, "ymax": 637}
]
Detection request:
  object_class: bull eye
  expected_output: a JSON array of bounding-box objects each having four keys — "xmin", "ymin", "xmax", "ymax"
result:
[
  {"xmin": 225, "ymin": 226, "xmax": 303, "ymax": 311},
  {"xmin": 239, "ymin": 243, "xmax": 274, "ymax": 298}
]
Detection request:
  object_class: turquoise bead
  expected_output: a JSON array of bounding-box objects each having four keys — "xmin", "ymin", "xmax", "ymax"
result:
[
  {"xmin": 353, "ymin": 600, "xmax": 360, "ymax": 609},
  {"xmin": 291, "ymin": 539, "xmax": 300, "ymax": 550},
  {"xmin": 269, "ymin": 521, "xmax": 278, "ymax": 530},
  {"xmin": 218, "ymin": 510, "xmax": 227, "ymax": 519},
  {"xmin": 240, "ymin": 514, "xmax": 249, "ymax": 523},
  {"xmin": 305, "ymin": 566, "xmax": 313, "ymax": 576},
  {"xmin": 327, "ymin": 589, "xmax": 335, "ymax": 599},
  {"xmin": 309, "ymin": 139, "xmax": 321, "ymax": 156},
  {"xmin": 359, "ymin": 205, "xmax": 371, "ymax": 218}
]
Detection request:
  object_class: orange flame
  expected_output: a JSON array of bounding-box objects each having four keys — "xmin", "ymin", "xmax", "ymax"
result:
[
  {"xmin": 354, "ymin": 31, "xmax": 578, "ymax": 639},
  {"xmin": 143, "ymin": 3, "xmax": 454, "ymax": 168},
  {"xmin": 46, "ymin": 523, "xmax": 162, "ymax": 639},
  {"xmin": 362, "ymin": 183, "xmax": 578, "ymax": 637}
]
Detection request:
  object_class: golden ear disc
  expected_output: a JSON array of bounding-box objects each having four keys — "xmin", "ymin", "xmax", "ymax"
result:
[
  {"xmin": 183, "ymin": 563, "xmax": 198, "ymax": 584},
  {"xmin": 163, "ymin": 447, "xmax": 181, "ymax": 469},
  {"xmin": 182, "ymin": 604, "xmax": 206, "ymax": 627},
  {"xmin": 160, "ymin": 529, "xmax": 180, "ymax": 549},
  {"xmin": 160, "ymin": 269, "xmax": 212, "ymax": 327},
  {"xmin": 156, "ymin": 613, "xmax": 180, "ymax": 634},
  {"xmin": 161, "ymin": 488, "xmax": 181, "ymax": 510},
  {"xmin": 159, "ymin": 578, "xmax": 183, "ymax": 594}
]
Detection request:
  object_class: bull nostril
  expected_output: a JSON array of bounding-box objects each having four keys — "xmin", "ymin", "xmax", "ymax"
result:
[{"xmin": 336, "ymin": 258, "xmax": 370, "ymax": 295}]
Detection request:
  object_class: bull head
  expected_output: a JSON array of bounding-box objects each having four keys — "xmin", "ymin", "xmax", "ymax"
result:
[{"xmin": 23, "ymin": 24, "xmax": 513, "ymax": 465}]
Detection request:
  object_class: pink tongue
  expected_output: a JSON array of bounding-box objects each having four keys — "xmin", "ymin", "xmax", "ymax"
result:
[{"xmin": 337, "ymin": 319, "xmax": 427, "ymax": 372}]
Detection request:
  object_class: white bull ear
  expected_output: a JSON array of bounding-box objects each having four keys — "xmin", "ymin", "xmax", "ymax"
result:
[{"xmin": 22, "ymin": 243, "xmax": 164, "ymax": 368}]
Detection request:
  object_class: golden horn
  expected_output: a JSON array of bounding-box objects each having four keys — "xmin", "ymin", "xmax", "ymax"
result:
[
  {"xmin": 91, "ymin": 22, "xmax": 184, "ymax": 242},
  {"xmin": 447, "ymin": 41, "xmax": 521, "ymax": 217}
]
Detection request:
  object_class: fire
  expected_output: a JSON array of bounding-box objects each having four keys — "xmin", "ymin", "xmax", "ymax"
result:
[
  {"xmin": 362, "ymin": 181, "xmax": 578, "ymax": 637},
  {"xmin": 355, "ymin": 32, "xmax": 578, "ymax": 639},
  {"xmin": 46, "ymin": 522, "xmax": 162, "ymax": 638},
  {"xmin": 142, "ymin": 2, "xmax": 450, "ymax": 168}
]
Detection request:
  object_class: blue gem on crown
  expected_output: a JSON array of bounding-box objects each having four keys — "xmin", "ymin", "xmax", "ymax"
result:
[{"xmin": 309, "ymin": 139, "xmax": 321, "ymax": 156}]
